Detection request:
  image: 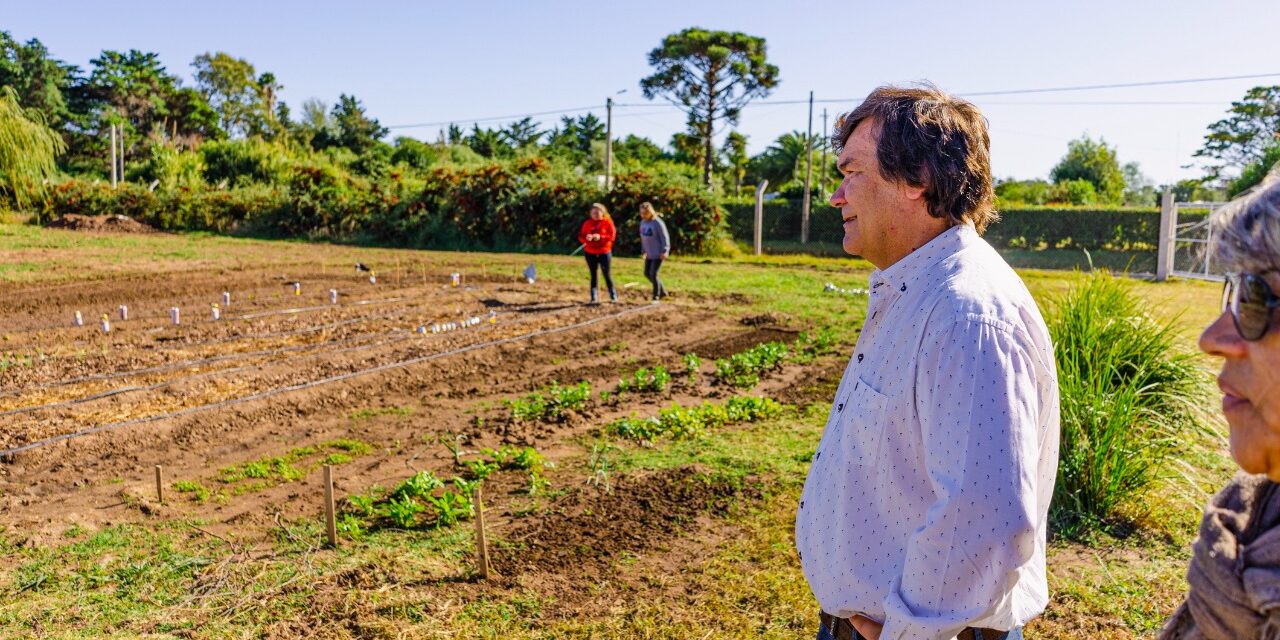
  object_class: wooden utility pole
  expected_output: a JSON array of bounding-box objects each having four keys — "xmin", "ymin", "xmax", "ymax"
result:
[
  {"xmin": 604, "ymin": 97, "xmax": 613, "ymax": 191},
  {"xmin": 819, "ymin": 109, "xmax": 829, "ymax": 200},
  {"xmin": 801, "ymin": 91, "xmax": 814, "ymax": 244}
]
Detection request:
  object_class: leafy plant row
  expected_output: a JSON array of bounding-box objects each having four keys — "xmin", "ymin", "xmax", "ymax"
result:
[
  {"xmin": 607, "ymin": 396, "xmax": 783, "ymax": 442},
  {"xmin": 339, "ymin": 444, "xmax": 547, "ymax": 537}
]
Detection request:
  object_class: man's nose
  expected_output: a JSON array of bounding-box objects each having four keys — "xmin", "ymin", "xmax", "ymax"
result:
[{"xmin": 830, "ymin": 183, "xmax": 845, "ymax": 208}]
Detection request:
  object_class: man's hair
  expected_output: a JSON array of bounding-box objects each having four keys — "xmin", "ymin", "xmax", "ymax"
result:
[{"xmin": 833, "ymin": 84, "xmax": 997, "ymax": 233}]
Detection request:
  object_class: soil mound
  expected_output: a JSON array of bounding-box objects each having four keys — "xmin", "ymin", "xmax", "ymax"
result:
[
  {"xmin": 46, "ymin": 214, "xmax": 156, "ymax": 234},
  {"xmin": 496, "ymin": 465, "xmax": 761, "ymax": 575}
]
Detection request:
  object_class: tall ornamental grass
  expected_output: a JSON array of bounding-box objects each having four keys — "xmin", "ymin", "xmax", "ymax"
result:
[{"xmin": 1048, "ymin": 271, "xmax": 1210, "ymax": 538}]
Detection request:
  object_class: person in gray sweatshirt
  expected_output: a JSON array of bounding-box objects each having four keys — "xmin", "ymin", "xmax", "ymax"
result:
[{"xmin": 638, "ymin": 202, "xmax": 670, "ymax": 302}]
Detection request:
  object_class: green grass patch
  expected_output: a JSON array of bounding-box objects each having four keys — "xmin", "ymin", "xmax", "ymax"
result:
[
  {"xmin": 350, "ymin": 405, "xmax": 415, "ymax": 421},
  {"xmin": 215, "ymin": 439, "xmax": 373, "ymax": 493}
]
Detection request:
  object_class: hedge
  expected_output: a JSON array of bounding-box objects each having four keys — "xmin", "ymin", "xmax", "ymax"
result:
[
  {"xmin": 42, "ymin": 158, "xmax": 727, "ymax": 255},
  {"xmin": 721, "ymin": 198, "xmax": 1211, "ymax": 252}
]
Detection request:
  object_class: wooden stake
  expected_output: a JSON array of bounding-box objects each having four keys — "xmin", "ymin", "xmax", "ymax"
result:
[
  {"xmin": 474, "ymin": 484, "xmax": 490, "ymax": 579},
  {"xmin": 323, "ymin": 465, "xmax": 337, "ymax": 548},
  {"xmin": 154, "ymin": 465, "xmax": 164, "ymax": 504}
]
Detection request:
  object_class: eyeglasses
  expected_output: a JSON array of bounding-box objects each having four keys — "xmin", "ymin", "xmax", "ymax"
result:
[{"xmin": 1222, "ymin": 272, "xmax": 1280, "ymax": 341}]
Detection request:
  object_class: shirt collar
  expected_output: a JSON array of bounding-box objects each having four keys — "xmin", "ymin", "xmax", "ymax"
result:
[{"xmin": 868, "ymin": 223, "xmax": 977, "ymax": 293}]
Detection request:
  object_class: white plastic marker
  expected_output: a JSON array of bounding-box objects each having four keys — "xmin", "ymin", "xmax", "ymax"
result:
[
  {"xmin": 170, "ymin": 307, "xmax": 181, "ymax": 325},
  {"xmin": 431, "ymin": 324, "xmax": 440, "ymax": 333},
  {"xmin": 369, "ymin": 272, "xmax": 377, "ymax": 284},
  {"xmin": 211, "ymin": 303, "xmax": 221, "ymax": 321},
  {"xmin": 222, "ymin": 291, "xmax": 231, "ymax": 307},
  {"xmin": 293, "ymin": 282, "xmax": 301, "ymax": 296},
  {"xmin": 100, "ymin": 314, "xmax": 111, "ymax": 333},
  {"xmin": 488, "ymin": 310, "xmax": 497, "ymax": 324},
  {"xmin": 822, "ymin": 282, "xmax": 868, "ymax": 297},
  {"xmin": 73, "ymin": 311, "xmax": 83, "ymax": 327},
  {"xmin": 118, "ymin": 305, "xmax": 128, "ymax": 321},
  {"xmin": 523, "ymin": 264, "xmax": 536, "ymax": 284},
  {"xmin": 329, "ymin": 289, "xmax": 338, "ymax": 304},
  {"xmin": 451, "ymin": 273, "xmax": 461, "ymax": 287}
]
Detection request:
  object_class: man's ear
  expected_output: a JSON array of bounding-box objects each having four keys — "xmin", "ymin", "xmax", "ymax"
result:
[
  {"xmin": 899, "ymin": 166, "xmax": 928, "ymax": 201},
  {"xmin": 899, "ymin": 182, "xmax": 927, "ymax": 201}
]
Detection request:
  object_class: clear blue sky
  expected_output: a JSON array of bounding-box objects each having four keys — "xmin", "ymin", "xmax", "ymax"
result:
[{"xmin": 6, "ymin": 0, "xmax": 1279, "ymax": 184}]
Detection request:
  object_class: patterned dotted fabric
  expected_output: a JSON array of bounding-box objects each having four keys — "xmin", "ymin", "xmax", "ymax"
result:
[{"xmin": 794, "ymin": 224, "xmax": 1060, "ymax": 640}]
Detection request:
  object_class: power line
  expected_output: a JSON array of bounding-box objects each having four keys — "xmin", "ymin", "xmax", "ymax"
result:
[
  {"xmin": 382, "ymin": 72, "xmax": 1280, "ymax": 131},
  {"xmin": 958, "ymin": 72, "xmax": 1280, "ymax": 97},
  {"xmin": 385, "ymin": 104, "xmax": 602, "ymax": 130}
]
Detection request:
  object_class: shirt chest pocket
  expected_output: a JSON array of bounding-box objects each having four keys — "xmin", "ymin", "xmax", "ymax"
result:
[{"xmin": 836, "ymin": 377, "xmax": 890, "ymax": 468}]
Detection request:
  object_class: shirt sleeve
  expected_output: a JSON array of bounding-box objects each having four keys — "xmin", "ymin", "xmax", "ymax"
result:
[
  {"xmin": 601, "ymin": 218, "xmax": 616, "ymax": 244},
  {"xmin": 879, "ymin": 315, "xmax": 1043, "ymax": 640},
  {"xmin": 578, "ymin": 220, "xmax": 590, "ymax": 246},
  {"xmin": 657, "ymin": 219, "xmax": 670, "ymax": 254}
]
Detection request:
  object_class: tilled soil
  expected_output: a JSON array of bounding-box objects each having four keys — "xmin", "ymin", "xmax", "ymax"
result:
[{"xmin": 0, "ymin": 263, "xmax": 822, "ymax": 551}]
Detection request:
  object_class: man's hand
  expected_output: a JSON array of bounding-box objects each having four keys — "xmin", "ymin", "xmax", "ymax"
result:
[{"xmin": 851, "ymin": 615, "xmax": 883, "ymax": 640}]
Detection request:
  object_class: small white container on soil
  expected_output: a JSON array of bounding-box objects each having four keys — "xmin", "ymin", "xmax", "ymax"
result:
[
  {"xmin": 73, "ymin": 311, "xmax": 83, "ymax": 326},
  {"xmin": 293, "ymin": 282, "xmax": 301, "ymax": 296},
  {"xmin": 451, "ymin": 273, "xmax": 461, "ymax": 287},
  {"xmin": 118, "ymin": 305, "xmax": 128, "ymax": 321},
  {"xmin": 329, "ymin": 289, "xmax": 338, "ymax": 304},
  {"xmin": 222, "ymin": 291, "xmax": 231, "ymax": 307},
  {"xmin": 170, "ymin": 307, "xmax": 180, "ymax": 325},
  {"xmin": 100, "ymin": 314, "xmax": 110, "ymax": 333},
  {"xmin": 211, "ymin": 304, "xmax": 221, "ymax": 321}
]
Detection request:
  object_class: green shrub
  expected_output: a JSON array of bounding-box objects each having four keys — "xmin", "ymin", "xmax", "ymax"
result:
[
  {"xmin": 41, "ymin": 155, "xmax": 730, "ymax": 255},
  {"xmin": 1048, "ymin": 271, "xmax": 1210, "ymax": 538}
]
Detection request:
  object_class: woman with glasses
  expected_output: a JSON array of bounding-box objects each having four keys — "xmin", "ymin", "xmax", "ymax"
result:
[{"xmin": 1160, "ymin": 178, "xmax": 1280, "ymax": 639}]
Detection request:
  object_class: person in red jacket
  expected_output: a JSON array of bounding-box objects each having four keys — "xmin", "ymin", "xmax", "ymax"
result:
[{"xmin": 578, "ymin": 202, "xmax": 618, "ymax": 303}]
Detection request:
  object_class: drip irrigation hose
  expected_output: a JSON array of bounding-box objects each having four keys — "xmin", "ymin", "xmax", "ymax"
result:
[
  {"xmin": 0, "ymin": 300, "xmax": 582, "ymax": 417},
  {"xmin": 0, "ymin": 303, "xmax": 655, "ymax": 458}
]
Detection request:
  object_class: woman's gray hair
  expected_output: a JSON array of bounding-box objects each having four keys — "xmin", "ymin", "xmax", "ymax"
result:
[{"xmin": 1211, "ymin": 174, "xmax": 1280, "ymax": 275}]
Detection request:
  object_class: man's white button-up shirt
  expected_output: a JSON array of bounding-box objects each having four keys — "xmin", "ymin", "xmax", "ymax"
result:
[{"xmin": 794, "ymin": 224, "xmax": 1060, "ymax": 640}]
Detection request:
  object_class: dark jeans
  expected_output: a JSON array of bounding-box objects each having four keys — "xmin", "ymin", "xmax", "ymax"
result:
[
  {"xmin": 815, "ymin": 618, "xmax": 1022, "ymax": 640},
  {"xmin": 585, "ymin": 252, "xmax": 615, "ymax": 298},
  {"xmin": 643, "ymin": 257, "xmax": 666, "ymax": 299}
]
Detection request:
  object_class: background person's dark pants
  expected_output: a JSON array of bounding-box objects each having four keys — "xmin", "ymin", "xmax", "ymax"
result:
[
  {"xmin": 585, "ymin": 252, "xmax": 616, "ymax": 300},
  {"xmin": 643, "ymin": 258, "xmax": 666, "ymax": 299}
]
